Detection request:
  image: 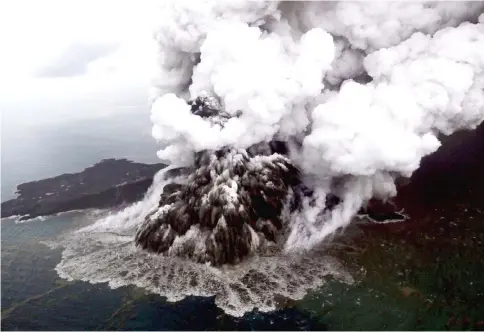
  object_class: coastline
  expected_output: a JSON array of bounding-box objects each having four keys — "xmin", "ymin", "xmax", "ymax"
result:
[{"xmin": 1, "ymin": 158, "xmax": 166, "ymax": 221}]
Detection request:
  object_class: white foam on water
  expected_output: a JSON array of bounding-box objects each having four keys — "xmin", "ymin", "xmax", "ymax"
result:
[
  {"xmin": 1, "ymin": 215, "xmax": 22, "ymax": 222},
  {"xmin": 52, "ymin": 168, "xmax": 353, "ymax": 317},
  {"xmin": 2, "ymin": 209, "xmax": 101, "ymax": 225},
  {"xmin": 356, "ymin": 208, "xmax": 409, "ymax": 225},
  {"xmin": 15, "ymin": 215, "xmax": 48, "ymax": 224}
]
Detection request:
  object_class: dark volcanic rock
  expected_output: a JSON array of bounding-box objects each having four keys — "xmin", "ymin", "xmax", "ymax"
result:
[
  {"xmin": 1, "ymin": 158, "xmax": 167, "ymax": 220},
  {"xmin": 135, "ymin": 146, "xmax": 302, "ymax": 266}
]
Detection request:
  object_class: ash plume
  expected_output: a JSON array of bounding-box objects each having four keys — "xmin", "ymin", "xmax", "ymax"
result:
[
  {"xmin": 137, "ymin": 1, "xmax": 484, "ymax": 262},
  {"xmin": 136, "ymin": 97, "xmax": 301, "ymax": 264}
]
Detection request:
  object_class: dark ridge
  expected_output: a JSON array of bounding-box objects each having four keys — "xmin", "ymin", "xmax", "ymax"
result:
[
  {"xmin": 395, "ymin": 121, "xmax": 484, "ymax": 214},
  {"xmin": 1, "ymin": 158, "xmax": 167, "ymax": 220},
  {"xmin": 360, "ymin": 121, "xmax": 484, "ymax": 223}
]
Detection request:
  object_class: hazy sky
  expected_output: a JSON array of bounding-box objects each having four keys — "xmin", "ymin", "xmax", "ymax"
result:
[
  {"xmin": 0, "ymin": 0, "xmax": 163, "ymax": 199},
  {"xmin": 0, "ymin": 0, "xmax": 159, "ymax": 127}
]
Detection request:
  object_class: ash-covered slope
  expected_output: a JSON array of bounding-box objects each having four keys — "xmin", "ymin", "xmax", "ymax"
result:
[{"xmin": 1, "ymin": 159, "xmax": 167, "ymax": 220}]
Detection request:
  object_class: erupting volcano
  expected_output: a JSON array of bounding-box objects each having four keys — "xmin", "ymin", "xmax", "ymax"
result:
[
  {"xmin": 52, "ymin": 0, "xmax": 484, "ymax": 318},
  {"xmin": 134, "ymin": 1, "xmax": 484, "ymax": 264},
  {"xmin": 135, "ymin": 95, "xmax": 309, "ymax": 264}
]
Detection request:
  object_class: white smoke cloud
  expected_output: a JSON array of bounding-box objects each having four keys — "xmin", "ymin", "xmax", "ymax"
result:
[
  {"xmin": 47, "ymin": 1, "xmax": 484, "ymax": 319},
  {"xmin": 152, "ymin": 24, "xmax": 335, "ymax": 163},
  {"xmin": 280, "ymin": 1, "xmax": 484, "ymax": 52},
  {"xmin": 150, "ymin": 1, "xmax": 484, "ymax": 250},
  {"xmin": 150, "ymin": 0, "xmax": 281, "ymax": 99}
]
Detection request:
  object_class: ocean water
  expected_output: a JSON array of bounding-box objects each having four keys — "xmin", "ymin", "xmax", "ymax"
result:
[
  {"xmin": 0, "ymin": 213, "xmax": 329, "ymax": 330},
  {"xmin": 1, "ymin": 108, "xmax": 332, "ymax": 330},
  {"xmin": 3, "ymin": 202, "xmax": 483, "ymax": 330}
]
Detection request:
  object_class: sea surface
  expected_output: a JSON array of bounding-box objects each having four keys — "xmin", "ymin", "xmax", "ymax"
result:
[
  {"xmin": 2, "ymin": 202, "xmax": 483, "ymax": 330},
  {"xmin": 1, "ymin": 212, "xmax": 329, "ymax": 330}
]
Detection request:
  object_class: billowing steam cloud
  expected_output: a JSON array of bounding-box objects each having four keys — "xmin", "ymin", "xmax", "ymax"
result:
[
  {"xmin": 53, "ymin": 0, "xmax": 484, "ymax": 317},
  {"xmin": 142, "ymin": 1, "xmax": 484, "ymax": 260}
]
